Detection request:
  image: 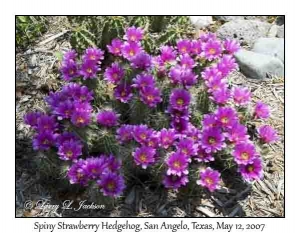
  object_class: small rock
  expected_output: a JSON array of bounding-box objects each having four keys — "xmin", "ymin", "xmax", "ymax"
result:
[
  {"xmin": 214, "ymin": 16, "xmax": 244, "ymax": 22},
  {"xmin": 125, "ymin": 186, "xmax": 136, "ymax": 205},
  {"xmin": 277, "ymin": 25, "xmax": 284, "ymax": 38},
  {"xmin": 275, "ymin": 16, "xmax": 284, "ymax": 26},
  {"xmin": 190, "ymin": 16, "xmax": 213, "ymax": 29},
  {"xmin": 29, "ymin": 54, "xmax": 37, "ymax": 68},
  {"xmin": 234, "ymin": 49, "xmax": 284, "ymax": 79},
  {"xmin": 217, "ymin": 20, "xmax": 272, "ymax": 46},
  {"xmin": 267, "ymin": 25, "xmax": 278, "ymax": 38},
  {"xmin": 252, "ymin": 38, "xmax": 284, "ymax": 62}
]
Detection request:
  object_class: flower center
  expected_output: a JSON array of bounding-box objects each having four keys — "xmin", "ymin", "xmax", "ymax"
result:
[
  {"xmin": 87, "ymin": 68, "xmax": 92, "ymax": 73},
  {"xmin": 90, "ymin": 55, "xmax": 96, "ymax": 60},
  {"xmin": 208, "ymin": 137, "xmax": 216, "ymax": 145},
  {"xmin": 115, "ymin": 48, "xmax": 120, "ymax": 53},
  {"xmin": 147, "ymin": 95, "xmax": 154, "ymax": 101},
  {"xmin": 139, "ymin": 153, "xmax": 147, "ymax": 162},
  {"xmin": 182, "ymin": 148, "xmax": 188, "ymax": 154},
  {"xmin": 209, "ymin": 48, "xmax": 216, "ymax": 55},
  {"xmin": 42, "ymin": 139, "xmax": 49, "ymax": 145},
  {"xmin": 173, "ymin": 160, "xmax": 181, "ymax": 168},
  {"xmin": 66, "ymin": 150, "xmax": 73, "ymax": 157},
  {"xmin": 129, "ymin": 50, "xmax": 135, "ymax": 56},
  {"xmin": 247, "ymin": 165, "xmax": 254, "ymax": 172},
  {"xmin": 69, "ymin": 69, "xmax": 74, "ymax": 75},
  {"xmin": 130, "ymin": 35, "xmax": 136, "ymax": 41},
  {"xmin": 140, "ymin": 133, "xmax": 146, "ymax": 140},
  {"xmin": 181, "ymin": 47, "xmax": 186, "ymax": 53},
  {"xmin": 121, "ymin": 91, "xmax": 126, "ymax": 97},
  {"xmin": 92, "ymin": 168, "xmax": 97, "ymax": 174},
  {"xmin": 77, "ymin": 117, "xmax": 84, "ymax": 124},
  {"xmin": 221, "ymin": 117, "xmax": 228, "ymax": 124},
  {"xmin": 176, "ymin": 98, "xmax": 184, "ymax": 106},
  {"xmin": 112, "ymin": 73, "xmax": 118, "ymax": 80},
  {"xmin": 205, "ymin": 177, "xmax": 213, "ymax": 185},
  {"xmin": 241, "ymin": 152, "xmax": 249, "ymax": 160},
  {"xmin": 107, "ymin": 182, "xmax": 115, "ymax": 191},
  {"xmin": 77, "ymin": 172, "xmax": 83, "ymax": 179}
]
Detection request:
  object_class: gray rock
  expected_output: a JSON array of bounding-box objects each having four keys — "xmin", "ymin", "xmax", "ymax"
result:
[
  {"xmin": 252, "ymin": 38, "xmax": 284, "ymax": 62},
  {"xmin": 234, "ymin": 49, "xmax": 284, "ymax": 79},
  {"xmin": 277, "ymin": 25, "xmax": 284, "ymax": 38},
  {"xmin": 190, "ymin": 16, "xmax": 213, "ymax": 29},
  {"xmin": 214, "ymin": 16, "xmax": 244, "ymax": 22},
  {"xmin": 267, "ymin": 25, "xmax": 278, "ymax": 38},
  {"xmin": 217, "ymin": 20, "xmax": 272, "ymax": 46},
  {"xmin": 275, "ymin": 16, "xmax": 284, "ymax": 26}
]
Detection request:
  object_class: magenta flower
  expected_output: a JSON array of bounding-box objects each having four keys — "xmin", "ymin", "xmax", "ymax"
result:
[
  {"xmin": 201, "ymin": 127, "xmax": 225, "ymax": 153},
  {"xmin": 163, "ymin": 174, "xmax": 189, "ymax": 189},
  {"xmin": 257, "ymin": 125, "xmax": 279, "ymax": 144},
  {"xmin": 66, "ymin": 84, "xmax": 93, "ymax": 103},
  {"xmin": 201, "ymin": 66, "xmax": 222, "ymax": 82},
  {"xmin": 167, "ymin": 106, "xmax": 190, "ymax": 122},
  {"xmin": 61, "ymin": 60, "xmax": 78, "ymax": 81},
  {"xmin": 171, "ymin": 117, "xmax": 190, "ymax": 133},
  {"xmin": 254, "ymin": 101, "xmax": 270, "ymax": 119},
  {"xmin": 79, "ymin": 60, "xmax": 99, "ymax": 79},
  {"xmin": 177, "ymin": 39, "xmax": 191, "ymax": 54},
  {"xmin": 54, "ymin": 100, "xmax": 74, "ymax": 119},
  {"xmin": 73, "ymin": 101, "xmax": 93, "ymax": 113},
  {"xmin": 85, "ymin": 157, "xmax": 108, "ymax": 179},
  {"xmin": 33, "ymin": 131, "xmax": 56, "ymax": 150},
  {"xmin": 166, "ymin": 151, "xmax": 189, "ymax": 176},
  {"xmin": 98, "ymin": 172, "xmax": 125, "ymax": 197},
  {"xmin": 55, "ymin": 132, "xmax": 81, "ymax": 147},
  {"xmin": 202, "ymin": 113, "xmax": 219, "ymax": 129},
  {"xmin": 105, "ymin": 155, "xmax": 122, "ymax": 172},
  {"xmin": 121, "ymin": 41, "xmax": 142, "ymax": 60},
  {"xmin": 63, "ymin": 50, "xmax": 77, "ymax": 62},
  {"xmin": 180, "ymin": 69, "xmax": 198, "ymax": 88},
  {"xmin": 170, "ymin": 89, "xmax": 191, "ymax": 111},
  {"xmin": 97, "ymin": 110, "xmax": 119, "ymax": 127},
  {"xmin": 132, "ymin": 125, "xmax": 153, "ymax": 144},
  {"xmin": 57, "ymin": 140, "xmax": 83, "ymax": 161},
  {"xmin": 139, "ymin": 86, "xmax": 162, "ymax": 108},
  {"xmin": 67, "ymin": 159, "xmax": 88, "ymax": 186},
  {"xmin": 116, "ymin": 124, "xmax": 133, "ymax": 143},
  {"xmin": 124, "ymin": 26, "xmax": 144, "ymax": 42},
  {"xmin": 205, "ymin": 75, "xmax": 227, "ymax": 92},
  {"xmin": 225, "ymin": 122, "xmax": 250, "ymax": 144},
  {"xmin": 196, "ymin": 167, "xmax": 221, "ymax": 192},
  {"xmin": 215, "ymin": 106, "xmax": 238, "ymax": 129},
  {"xmin": 145, "ymin": 131, "xmax": 160, "ymax": 148},
  {"xmin": 179, "ymin": 54, "xmax": 195, "ymax": 69},
  {"xmin": 232, "ymin": 87, "xmax": 251, "ymax": 106},
  {"xmin": 132, "ymin": 74, "xmax": 155, "ymax": 90},
  {"xmin": 223, "ymin": 39, "xmax": 240, "ymax": 54},
  {"xmin": 176, "ymin": 138, "xmax": 197, "ymax": 157},
  {"xmin": 202, "ymin": 39, "xmax": 222, "ymax": 61},
  {"xmin": 130, "ymin": 52, "xmax": 152, "ymax": 70},
  {"xmin": 190, "ymin": 39, "xmax": 202, "ymax": 55},
  {"xmin": 114, "ymin": 82, "xmax": 133, "ymax": 103},
  {"xmin": 200, "ymin": 32, "xmax": 217, "ymax": 42},
  {"xmin": 71, "ymin": 111, "xmax": 91, "ymax": 127},
  {"xmin": 104, "ymin": 62, "xmax": 124, "ymax": 84},
  {"xmin": 36, "ymin": 115, "xmax": 58, "ymax": 132},
  {"xmin": 159, "ymin": 128, "xmax": 177, "ymax": 149},
  {"xmin": 210, "ymin": 87, "xmax": 231, "ymax": 105},
  {"xmin": 169, "ymin": 65, "xmax": 183, "ymax": 85},
  {"xmin": 24, "ymin": 111, "xmax": 43, "ymax": 129},
  {"xmin": 239, "ymin": 158, "xmax": 263, "ymax": 181},
  {"xmin": 193, "ymin": 146, "xmax": 215, "ymax": 163},
  {"xmin": 233, "ymin": 142, "xmax": 257, "ymax": 165},
  {"xmin": 185, "ymin": 125, "xmax": 201, "ymax": 142},
  {"xmin": 133, "ymin": 146, "xmax": 156, "ymax": 169},
  {"xmin": 216, "ymin": 55, "xmax": 238, "ymax": 77},
  {"xmin": 83, "ymin": 47, "xmax": 104, "ymax": 62},
  {"xmin": 160, "ymin": 45, "xmax": 177, "ymax": 63},
  {"xmin": 107, "ymin": 38, "xmax": 123, "ymax": 56}
]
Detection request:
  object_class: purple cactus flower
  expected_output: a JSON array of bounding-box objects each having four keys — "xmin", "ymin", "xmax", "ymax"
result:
[
  {"xmin": 116, "ymin": 124, "xmax": 133, "ymax": 143},
  {"xmin": 215, "ymin": 106, "xmax": 238, "ymax": 129},
  {"xmin": 54, "ymin": 100, "xmax": 74, "ymax": 119},
  {"xmin": 71, "ymin": 111, "xmax": 91, "ymax": 127},
  {"xmin": 104, "ymin": 62, "xmax": 125, "ymax": 84},
  {"xmin": 132, "ymin": 74, "xmax": 155, "ymax": 90},
  {"xmin": 179, "ymin": 54, "xmax": 195, "ymax": 69},
  {"xmin": 201, "ymin": 127, "xmax": 225, "ymax": 153},
  {"xmin": 130, "ymin": 52, "xmax": 152, "ymax": 70},
  {"xmin": 170, "ymin": 89, "xmax": 191, "ymax": 111},
  {"xmin": 97, "ymin": 110, "xmax": 119, "ymax": 127},
  {"xmin": 132, "ymin": 125, "xmax": 153, "ymax": 144},
  {"xmin": 210, "ymin": 87, "xmax": 231, "ymax": 105},
  {"xmin": 33, "ymin": 131, "xmax": 56, "ymax": 150},
  {"xmin": 163, "ymin": 174, "xmax": 189, "ymax": 189},
  {"xmin": 257, "ymin": 125, "xmax": 279, "ymax": 144},
  {"xmin": 67, "ymin": 159, "xmax": 89, "ymax": 186},
  {"xmin": 166, "ymin": 151, "xmax": 189, "ymax": 176},
  {"xmin": 98, "ymin": 172, "xmax": 125, "ymax": 197},
  {"xmin": 159, "ymin": 128, "xmax": 177, "ymax": 149},
  {"xmin": 63, "ymin": 50, "xmax": 77, "ymax": 62},
  {"xmin": 196, "ymin": 167, "xmax": 221, "ymax": 192},
  {"xmin": 199, "ymin": 32, "xmax": 217, "ymax": 42},
  {"xmin": 139, "ymin": 86, "xmax": 162, "ymax": 108},
  {"xmin": 216, "ymin": 55, "xmax": 238, "ymax": 77},
  {"xmin": 193, "ymin": 146, "xmax": 215, "ymax": 163},
  {"xmin": 254, "ymin": 101, "xmax": 270, "ymax": 119},
  {"xmin": 160, "ymin": 45, "xmax": 177, "ymax": 63},
  {"xmin": 239, "ymin": 158, "xmax": 263, "ymax": 181},
  {"xmin": 232, "ymin": 86, "xmax": 251, "ymax": 106},
  {"xmin": 85, "ymin": 156, "xmax": 108, "ymax": 179},
  {"xmin": 202, "ymin": 39, "xmax": 223, "ymax": 61},
  {"xmin": 202, "ymin": 113, "xmax": 219, "ymax": 129},
  {"xmin": 190, "ymin": 39, "xmax": 202, "ymax": 55},
  {"xmin": 223, "ymin": 39, "xmax": 240, "ymax": 54},
  {"xmin": 24, "ymin": 111, "xmax": 43, "ymax": 129},
  {"xmin": 176, "ymin": 138, "xmax": 198, "ymax": 157},
  {"xmin": 57, "ymin": 140, "xmax": 83, "ymax": 161},
  {"xmin": 83, "ymin": 47, "xmax": 104, "ymax": 62},
  {"xmin": 79, "ymin": 60, "xmax": 99, "ymax": 79},
  {"xmin": 133, "ymin": 146, "xmax": 156, "ymax": 169},
  {"xmin": 107, "ymin": 38, "xmax": 123, "ymax": 56},
  {"xmin": 177, "ymin": 39, "xmax": 191, "ymax": 54},
  {"xmin": 121, "ymin": 41, "xmax": 142, "ymax": 60},
  {"xmin": 201, "ymin": 66, "xmax": 222, "ymax": 82},
  {"xmin": 233, "ymin": 142, "xmax": 258, "ymax": 165},
  {"xmin": 114, "ymin": 82, "xmax": 133, "ymax": 103},
  {"xmin": 61, "ymin": 60, "xmax": 78, "ymax": 81},
  {"xmin": 225, "ymin": 122, "xmax": 250, "ymax": 144},
  {"xmin": 124, "ymin": 26, "xmax": 144, "ymax": 42},
  {"xmin": 36, "ymin": 115, "xmax": 58, "ymax": 132}
]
